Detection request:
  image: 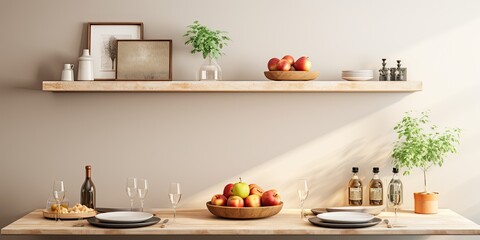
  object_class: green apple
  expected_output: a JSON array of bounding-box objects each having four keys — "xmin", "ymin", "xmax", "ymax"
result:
[{"xmin": 232, "ymin": 178, "xmax": 250, "ymax": 199}]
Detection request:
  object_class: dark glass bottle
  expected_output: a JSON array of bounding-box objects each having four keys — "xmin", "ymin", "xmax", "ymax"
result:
[
  {"xmin": 369, "ymin": 167, "xmax": 383, "ymax": 205},
  {"xmin": 348, "ymin": 167, "xmax": 363, "ymax": 206},
  {"xmin": 80, "ymin": 165, "xmax": 96, "ymax": 209}
]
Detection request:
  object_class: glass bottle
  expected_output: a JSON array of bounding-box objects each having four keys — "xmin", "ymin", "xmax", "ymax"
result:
[
  {"xmin": 387, "ymin": 168, "xmax": 403, "ymax": 213},
  {"xmin": 348, "ymin": 167, "xmax": 363, "ymax": 206},
  {"xmin": 80, "ymin": 165, "xmax": 96, "ymax": 209},
  {"xmin": 369, "ymin": 167, "xmax": 383, "ymax": 206},
  {"xmin": 197, "ymin": 55, "xmax": 222, "ymax": 81}
]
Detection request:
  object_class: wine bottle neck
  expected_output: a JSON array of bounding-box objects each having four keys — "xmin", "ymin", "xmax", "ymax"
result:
[{"xmin": 85, "ymin": 166, "xmax": 92, "ymax": 179}]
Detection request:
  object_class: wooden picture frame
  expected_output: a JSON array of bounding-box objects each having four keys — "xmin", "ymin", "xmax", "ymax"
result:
[
  {"xmin": 115, "ymin": 40, "xmax": 173, "ymax": 81},
  {"xmin": 87, "ymin": 22, "xmax": 144, "ymax": 80}
]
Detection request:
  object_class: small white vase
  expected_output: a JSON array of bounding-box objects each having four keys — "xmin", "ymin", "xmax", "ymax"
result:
[
  {"xmin": 77, "ymin": 49, "xmax": 94, "ymax": 81},
  {"xmin": 197, "ymin": 56, "xmax": 222, "ymax": 81},
  {"xmin": 61, "ymin": 64, "xmax": 74, "ymax": 81}
]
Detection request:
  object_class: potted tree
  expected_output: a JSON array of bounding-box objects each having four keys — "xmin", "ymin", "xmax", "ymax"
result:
[
  {"xmin": 184, "ymin": 20, "xmax": 231, "ymax": 81},
  {"xmin": 392, "ymin": 111, "xmax": 461, "ymax": 214}
]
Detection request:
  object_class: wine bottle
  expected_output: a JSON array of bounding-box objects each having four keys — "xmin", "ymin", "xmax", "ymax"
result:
[
  {"xmin": 80, "ymin": 165, "xmax": 96, "ymax": 209},
  {"xmin": 369, "ymin": 167, "xmax": 383, "ymax": 206},
  {"xmin": 348, "ymin": 167, "xmax": 363, "ymax": 206}
]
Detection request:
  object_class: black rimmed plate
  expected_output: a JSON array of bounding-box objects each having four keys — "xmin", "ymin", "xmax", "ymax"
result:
[
  {"xmin": 308, "ymin": 217, "xmax": 382, "ymax": 228},
  {"xmin": 87, "ymin": 217, "xmax": 160, "ymax": 228}
]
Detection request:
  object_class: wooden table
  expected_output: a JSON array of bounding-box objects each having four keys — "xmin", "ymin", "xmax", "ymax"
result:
[{"xmin": 1, "ymin": 209, "xmax": 479, "ymax": 236}]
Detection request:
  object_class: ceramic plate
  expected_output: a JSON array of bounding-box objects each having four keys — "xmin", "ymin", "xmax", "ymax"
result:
[
  {"xmin": 95, "ymin": 211, "xmax": 153, "ymax": 223},
  {"xmin": 316, "ymin": 211, "xmax": 374, "ymax": 223},
  {"xmin": 308, "ymin": 217, "xmax": 381, "ymax": 228},
  {"xmin": 342, "ymin": 76, "xmax": 374, "ymax": 81},
  {"xmin": 88, "ymin": 216, "xmax": 160, "ymax": 228},
  {"xmin": 326, "ymin": 206, "xmax": 384, "ymax": 216}
]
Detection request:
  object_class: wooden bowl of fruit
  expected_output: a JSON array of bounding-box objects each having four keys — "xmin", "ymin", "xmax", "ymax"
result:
[
  {"xmin": 206, "ymin": 201, "xmax": 283, "ymax": 219},
  {"xmin": 264, "ymin": 71, "xmax": 319, "ymax": 81},
  {"xmin": 265, "ymin": 55, "xmax": 319, "ymax": 81},
  {"xmin": 206, "ymin": 179, "xmax": 283, "ymax": 219}
]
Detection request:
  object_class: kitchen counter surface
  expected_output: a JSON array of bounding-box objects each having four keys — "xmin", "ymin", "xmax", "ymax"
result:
[{"xmin": 1, "ymin": 208, "xmax": 479, "ymax": 235}]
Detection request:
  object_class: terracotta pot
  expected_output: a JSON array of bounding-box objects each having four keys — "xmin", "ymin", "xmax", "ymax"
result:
[{"xmin": 414, "ymin": 192, "xmax": 439, "ymax": 214}]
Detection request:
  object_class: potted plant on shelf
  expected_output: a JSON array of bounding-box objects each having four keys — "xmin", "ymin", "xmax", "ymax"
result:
[
  {"xmin": 184, "ymin": 20, "xmax": 231, "ymax": 81},
  {"xmin": 392, "ymin": 111, "xmax": 461, "ymax": 214}
]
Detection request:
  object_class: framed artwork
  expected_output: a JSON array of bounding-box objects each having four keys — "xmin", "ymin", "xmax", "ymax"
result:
[
  {"xmin": 88, "ymin": 22, "xmax": 144, "ymax": 80},
  {"xmin": 116, "ymin": 40, "xmax": 172, "ymax": 81}
]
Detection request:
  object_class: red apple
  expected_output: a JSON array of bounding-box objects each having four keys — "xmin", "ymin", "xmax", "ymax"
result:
[
  {"xmin": 223, "ymin": 183, "xmax": 234, "ymax": 198},
  {"xmin": 282, "ymin": 55, "xmax": 295, "ymax": 65},
  {"xmin": 261, "ymin": 189, "xmax": 281, "ymax": 206},
  {"xmin": 276, "ymin": 59, "xmax": 291, "ymax": 71},
  {"xmin": 211, "ymin": 194, "xmax": 227, "ymax": 206},
  {"xmin": 245, "ymin": 194, "xmax": 262, "ymax": 207},
  {"xmin": 227, "ymin": 195, "xmax": 244, "ymax": 207},
  {"xmin": 249, "ymin": 184, "xmax": 264, "ymax": 196},
  {"xmin": 267, "ymin": 58, "xmax": 280, "ymax": 71},
  {"xmin": 293, "ymin": 56, "xmax": 312, "ymax": 71}
]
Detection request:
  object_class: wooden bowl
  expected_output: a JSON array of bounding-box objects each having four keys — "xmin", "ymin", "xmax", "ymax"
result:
[
  {"xmin": 206, "ymin": 201, "xmax": 283, "ymax": 219},
  {"xmin": 264, "ymin": 71, "xmax": 319, "ymax": 81}
]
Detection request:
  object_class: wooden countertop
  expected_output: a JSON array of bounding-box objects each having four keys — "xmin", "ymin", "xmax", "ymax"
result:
[{"xmin": 1, "ymin": 209, "xmax": 479, "ymax": 235}]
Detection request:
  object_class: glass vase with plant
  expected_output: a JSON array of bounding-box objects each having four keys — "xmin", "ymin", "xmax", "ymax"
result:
[
  {"xmin": 184, "ymin": 20, "xmax": 230, "ymax": 80},
  {"xmin": 392, "ymin": 111, "xmax": 461, "ymax": 213}
]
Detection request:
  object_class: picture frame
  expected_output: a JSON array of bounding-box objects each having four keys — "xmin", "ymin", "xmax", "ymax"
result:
[
  {"xmin": 116, "ymin": 40, "xmax": 173, "ymax": 81},
  {"xmin": 87, "ymin": 22, "xmax": 144, "ymax": 80}
]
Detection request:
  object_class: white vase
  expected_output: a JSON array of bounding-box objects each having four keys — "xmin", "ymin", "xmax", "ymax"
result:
[
  {"xmin": 197, "ymin": 56, "xmax": 222, "ymax": 81},
  {"xmin": 61, "ymin": 64, "xmax": 74, "ymax": 81},
  {"xmin": 77, "ymin": 49, "xmax": 94, "ymax": 81}
]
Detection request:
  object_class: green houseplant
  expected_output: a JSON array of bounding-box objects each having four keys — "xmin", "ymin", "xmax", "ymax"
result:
[
  {"xmin": 184, "ymin": 21, "xmax": 231, "ymax": 81},
  {"xmin": 392, "ymin": 111, "xmax": 461, "ymax": 214}
]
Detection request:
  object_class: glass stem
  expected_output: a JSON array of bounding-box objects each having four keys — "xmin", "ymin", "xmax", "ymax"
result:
[
  {"xmin": 300, "ymin": 200, "xmax": 305, "ymax": 219},
  {"xmin": 56, "ymin": 200, "xmax": 60, "ymax": 222},
  {"xmin": 130, "ymin": 199, "xmax": 134, "ymax": 211},
  {"xmin": 173, "ymin": 206, "xmax": 177, "ymax": 222},
  {"xmin": 140, "ymin": 199, "xmax": 144, "ymax": 212}
]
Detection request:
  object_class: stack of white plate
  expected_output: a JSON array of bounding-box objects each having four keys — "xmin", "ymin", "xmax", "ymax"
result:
[
  {"xmin": 342, "ymin": 70, "xmax": 374, "ymax": 81},
  {"xmin": 308, "ymin": 211, "xmax": 382, "ymax": 228},
  {"xmin": 88, "ymin": 211, "xmax": 160, "ymax": 228}
]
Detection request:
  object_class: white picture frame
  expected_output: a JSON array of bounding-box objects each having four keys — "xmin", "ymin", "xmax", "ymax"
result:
[{"xmin": 88, "ymin": 22, "xmax": 143, "ymax": 80}]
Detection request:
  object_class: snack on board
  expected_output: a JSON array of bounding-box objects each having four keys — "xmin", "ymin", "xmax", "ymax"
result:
[{"xmin": 50, "ymin": 203, "xmax": 94, "ymax": 213}]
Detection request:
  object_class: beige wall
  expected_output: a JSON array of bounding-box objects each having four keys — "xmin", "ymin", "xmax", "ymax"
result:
[{"xmin": 1, "ymin": 0, "xmax": 479, "ymax": 239}]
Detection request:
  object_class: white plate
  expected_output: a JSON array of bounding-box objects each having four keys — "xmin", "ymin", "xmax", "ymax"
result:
[
  {"xmin": 317, "ymin": 211, "xmax": 374, "ymax": 224},
  {"xmin": 342, "ymin": 70, "xmax": 373, "ymax": 73},
  {"xmin": 342, "ymin": 76, "xmax": 374, "ymax": 81},
  {"xmin": 95, "ymin": 211, "xmax": 153, "ymax": 223},
  {"xmin": 326, "ymin": 206, "xmax": 384, "ymax": 215}
]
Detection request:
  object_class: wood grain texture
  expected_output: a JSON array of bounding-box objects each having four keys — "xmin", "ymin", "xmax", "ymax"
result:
[
  {"xmin": 42, "ymin": 81, "xmax": 422, "ymax": 92},
  {"xmin": 1, "ymin": 209, "xmax": 479, "ymax": 235}
]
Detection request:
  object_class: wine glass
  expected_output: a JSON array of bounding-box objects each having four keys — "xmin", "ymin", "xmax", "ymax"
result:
[
  {"xmin": 169, "ymin": 182, "xmax": 182, "ymax": 223},
  {"xmin": 388, "ymin": 183, "xmax": 402, "ymax": 221},
  {"xmin": 52, "ymin": 180, "xmax": 65, "ymax": 221},
  {"xmin": 137, "ymin": 178, "xmax": 148, "ymax": 212},
  {"xmin": 297, "ymin": 179, "xmax": 309, "ymax": 220},
  {"xmin": 126, "ymin": 177, "xmax": 137, "ymax": 211}
]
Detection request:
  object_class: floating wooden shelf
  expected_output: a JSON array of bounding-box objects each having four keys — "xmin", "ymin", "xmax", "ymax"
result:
[{"xmin": 42, "ymin": 80, "xmax": 422, "ymax": 92}]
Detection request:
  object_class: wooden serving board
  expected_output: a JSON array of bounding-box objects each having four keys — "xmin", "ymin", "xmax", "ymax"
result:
[
  {"xmin": 42, "ymin": 210, "xmax": 96, "ymax": 220},
  {"xmin": 264, "ymin": 71, "xmax": 319, "ymax": 81}
]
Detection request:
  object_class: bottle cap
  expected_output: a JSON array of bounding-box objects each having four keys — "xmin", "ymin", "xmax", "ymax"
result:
[
  {"xmin": 85, "ymin": 165, "xmax": 91, "ymax": 169},
  {"xmin": 373, "ymin": 167, "xmax": 379, "ymax": 173},
  {"xmin": 352, "ymin": 167, "xmax": 359, "ymax": 173},
  {"xmin": 393, "ymin": 168, "xmax": 399, "ymax": 173}
]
